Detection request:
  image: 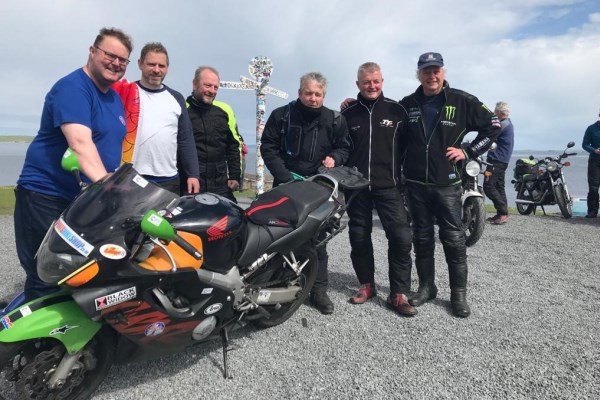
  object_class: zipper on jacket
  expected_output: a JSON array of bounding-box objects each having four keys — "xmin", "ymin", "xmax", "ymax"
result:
[{"xmin": 309, "ymin": 126, "xmax": 318, "ymax": 161}]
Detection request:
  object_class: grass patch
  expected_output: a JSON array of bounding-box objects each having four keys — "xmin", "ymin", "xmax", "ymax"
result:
[
  {"xmin": 0, "ymin": 135, "xmax": 33, "ymax": 143},
  {"xmin": 0, "ymin": 186, "xmax": 15, "ymax": 215}
]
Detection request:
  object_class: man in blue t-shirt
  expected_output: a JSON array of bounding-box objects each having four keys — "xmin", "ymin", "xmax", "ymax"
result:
[{"xmin": 3, "ymin": 27, "xmax": 133, "ymax": 312}]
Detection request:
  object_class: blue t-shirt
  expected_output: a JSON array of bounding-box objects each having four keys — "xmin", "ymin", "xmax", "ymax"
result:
[{"xmin": 18, "ymin": 68, "xmax": 126, "ymax": 200}]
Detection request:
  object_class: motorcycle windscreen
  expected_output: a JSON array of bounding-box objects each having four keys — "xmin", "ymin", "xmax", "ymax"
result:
[{"xmin": 38, "ymin": 164, "xmax": 178, "ymax": 283}]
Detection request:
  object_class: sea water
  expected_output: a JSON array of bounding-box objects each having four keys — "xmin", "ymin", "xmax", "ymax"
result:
[{"xmin": 0, "ymin": 143, "xmax": 591, "ymax": 209}]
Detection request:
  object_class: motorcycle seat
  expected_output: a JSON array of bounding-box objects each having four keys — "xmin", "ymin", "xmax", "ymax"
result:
[{"xmin": 245, "ymin": 181, "xmax": 332, "ymax": 228}]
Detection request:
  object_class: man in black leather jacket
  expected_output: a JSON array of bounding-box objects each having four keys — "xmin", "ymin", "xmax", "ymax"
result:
[
  {"xmin": 186, "ymin": 66, "xmax": 242, "ymax": 202},
  {"xmin": 341, "ymin": 62, "xmax": 416, "ymax": 317},
  {"xmin": 399, "ymin": 52, "xmax": 500, "ymax": 317},
  {"xmin": 261, "ymin": 72, "xmax": 351, "ymax": 314}
]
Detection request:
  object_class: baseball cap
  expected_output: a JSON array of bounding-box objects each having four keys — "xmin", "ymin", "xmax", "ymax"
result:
[{"xmin": 418, "ymin": 52, "xmax": 444, "ymax": 69}]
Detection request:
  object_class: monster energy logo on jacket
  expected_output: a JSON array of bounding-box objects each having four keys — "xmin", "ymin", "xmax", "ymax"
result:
[{"xmin": 445, "ymin": 105, "xmax": 456, "ymax": 120}]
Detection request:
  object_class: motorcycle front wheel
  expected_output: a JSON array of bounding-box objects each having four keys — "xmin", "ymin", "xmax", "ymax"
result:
[
  {"xmin": 463, "ymin": 196, "xmax": 485, "ymax": 247},
  {"xmin": 554, "ymin": 182, "xmax": 572, "ymax": 219},
  {"xmin": 251, "ymin": 245, "xmax": 317, "ymax": 329},
  {"xmin": 0, "ymin": 327, "xmax": 115, "ymax": 400},
  {"xmin": 516, "ymin": 183, "xmax": 535, "ymax": 215}
]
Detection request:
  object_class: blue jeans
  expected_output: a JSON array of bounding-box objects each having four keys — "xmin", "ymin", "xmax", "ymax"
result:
[
  {"xmin": 587, "ymin": 157, "xmax": 600, "ymax": 215},
  {"xmin": 14, "ymin": 186, "xmax": 69, "ymax": 301}
]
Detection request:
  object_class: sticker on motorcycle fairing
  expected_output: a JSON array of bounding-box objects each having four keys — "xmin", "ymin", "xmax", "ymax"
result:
[
  {"xmin": 201, "ymin": 288, "xmax": 213, "ymax": 295},
  {"xmin": 95, "ymin": 287, "xmax": 137, "ymax": 310},
  {"xmin": 204, "ymin": 303, "xmax": 222, "ymax": 315},
  {"xmin": 171, "ymin": 207, "xmax": 183, "ymax": 216},
  {"xmin": 144, "ymin": 321, "xmax": 165, "ymax": 337},
  {"xmin": 54, "ymin": 217, "xmax": 94, "ymax": 257},
  {"xmin": 147, "ymin": 213, "xmax": 163, "ymax": 227},
  {"xmin": 448, "ymin": 173, "xmax": 457, "ymax": 179},
  {"xmin": 99, "ymin": 244, "xmax": 127, "ymax": 260},
  {"xmin": 1, "ymin": 316, "xmax": 13, "ymax": 330},
  {"xmin": 19, "ymin": 306, "xmax": 32, "ymax": 317},
  {"xmin": 49, "ymin": 325, "xmax": 78, "ymax": 335},
  {"xmin": 258, "ymin": 291, "xmax": 271, "ymax": 302},
  {"xmin": 133, "ymin": 174, "xmax": 149, "ymax": 188}
]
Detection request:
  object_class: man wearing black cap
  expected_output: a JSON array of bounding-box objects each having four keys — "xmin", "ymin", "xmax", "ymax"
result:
[{"xmin": 399, "ymin": 52, "xmax": 501, "ymax": 317}]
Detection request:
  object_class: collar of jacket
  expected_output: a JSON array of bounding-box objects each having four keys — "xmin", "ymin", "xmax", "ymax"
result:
[{"xmin": 187, "ymin": 94, "xmax": 211, "ymax": 110}]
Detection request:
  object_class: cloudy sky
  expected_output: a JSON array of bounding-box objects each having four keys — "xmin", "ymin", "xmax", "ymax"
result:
[{"xmin": 1, "ymin": 0, "xmax": 599, "ymax": 150}]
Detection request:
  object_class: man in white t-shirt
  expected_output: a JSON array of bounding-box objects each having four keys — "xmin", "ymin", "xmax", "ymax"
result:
[{"xmin": 114, "ymin": 42, "xmax": 200, "ymax": 194}]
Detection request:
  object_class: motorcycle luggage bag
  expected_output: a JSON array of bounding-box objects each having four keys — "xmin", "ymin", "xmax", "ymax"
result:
[{"xmin": 514, "ymin": 158, "xmax": 537, "ymax": 179}]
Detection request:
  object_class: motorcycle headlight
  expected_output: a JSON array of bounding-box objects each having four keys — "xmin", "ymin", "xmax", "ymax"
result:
[
  {"xmin": 546, "ymin": 161, "xmax": 558, "ymax": 172},
  {"xmin": 465, "ymin": 160, "xmax": 481, "ymax": 177}
]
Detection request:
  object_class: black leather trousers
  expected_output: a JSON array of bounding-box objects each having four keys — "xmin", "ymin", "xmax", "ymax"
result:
[{"xmin": 405, "ymin": 182, "xmax": 468, "ymax": 289}]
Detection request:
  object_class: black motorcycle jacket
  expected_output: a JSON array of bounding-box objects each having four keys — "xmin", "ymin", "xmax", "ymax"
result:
[
  {"xmin": 261, "ymin": 100, "xmax": 351, "ymax": 184},
  {"xmin": 399, "ymin": 81, "xmax": 501, "ymax": 186},
  {"xmin": 342, "ymin": 93, "xmax": 408, "ymax": 188},
  {"xmin": 186, "ymin": 95, "xmax": 242, "ymax": 181}
]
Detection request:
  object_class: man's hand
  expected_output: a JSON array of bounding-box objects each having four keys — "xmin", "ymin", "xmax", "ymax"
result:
[
  {"xmin": 322, "ymin": 156, "xmax": 336, "ymax": 168},
  {"xmin": 187, "ymin": 177, "xmax": 200, "ymax": 194},
  {"xmin": 228, "ymin": 179, "xmax": 240, "ymax": 191},
  {"xmin": 340, "ymin": 98, "xmax": 356, "ymax": 111},
  {"xmin": 446, "ymin": 147, "xmax": 466, "ymax": 164}
]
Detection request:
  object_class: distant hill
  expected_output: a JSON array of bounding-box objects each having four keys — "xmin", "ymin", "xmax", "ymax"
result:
[{"xmin": 0, "ymin": 135, "xmax": 33, "ymax": 143}]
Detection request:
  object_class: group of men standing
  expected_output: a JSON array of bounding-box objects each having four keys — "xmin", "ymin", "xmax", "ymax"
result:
[
  {"xmin": 261, "ymin": 53, "xmax": 502, "ymax": 318},
  {"xmin": 4, "ymin": 26, "xmax": 506, "ymax": 321}
]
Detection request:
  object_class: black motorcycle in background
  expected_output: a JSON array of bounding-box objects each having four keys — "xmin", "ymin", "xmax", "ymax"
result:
[{"xmin": 512, "ymin": 141, "xmax": 577, "ymax": 219}]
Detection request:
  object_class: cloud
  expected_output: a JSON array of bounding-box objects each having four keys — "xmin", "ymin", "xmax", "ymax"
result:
[{"xmin": 1, "ymin": 0, "xmax": 599, "ymax": 149}]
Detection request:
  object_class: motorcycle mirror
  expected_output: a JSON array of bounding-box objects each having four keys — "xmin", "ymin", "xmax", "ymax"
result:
[
  {"xmin": 61, "ymin": 148, "xmax": 81, "ymax": 173},
  {"xmin": 141, "ymin": 210, "xmax": 176, "ymax": 241},
  {"xmin": 566, "ymin": 141, "xmax": 575, "ymax": 148}
]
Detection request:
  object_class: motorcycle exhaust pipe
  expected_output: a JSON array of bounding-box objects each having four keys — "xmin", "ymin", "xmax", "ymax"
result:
[
  {"xmin": 515, "ymin": 199, "xmax": 536, "ymax": 205},
  {"xmin": 256, "ymin": 286, "xmax": 301, "ymax": 305}
]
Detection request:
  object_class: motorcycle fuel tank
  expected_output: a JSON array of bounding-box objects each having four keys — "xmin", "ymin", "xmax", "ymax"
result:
[{"xmin": 167, "ymin": 194, "xmax": 247, "ymax": 272}]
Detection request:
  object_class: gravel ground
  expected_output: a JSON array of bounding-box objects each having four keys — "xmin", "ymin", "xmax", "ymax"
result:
[{"xmin": 1, "ymin": 207, "xmax": 599, "ymax": 399}]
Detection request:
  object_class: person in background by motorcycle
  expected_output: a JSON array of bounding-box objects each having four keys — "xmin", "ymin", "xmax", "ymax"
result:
[
  {"xmin": 341, "ymin": 62, "xmax": 416, "ymax": 316},
  {"xmin": 5, "ymin": 28, "xmax": 133, "ymax": 312},
  {"xmin": 261, "ymin": 72, "xmax": 351, "ymax": 314},
  {"xmin": 484, "ymin": 101, "xmax": 515, "ymax": 225},
  {"xmin": 581, "ymin": 108, "xmax": 600, "ymax": 218},
  {"xmin": 186, "ymin": 66, "xmax": 242, "ymax": 202},
  {"xmin": 399, "ymin": 52, "xmax": 501, "ymax": 318}
]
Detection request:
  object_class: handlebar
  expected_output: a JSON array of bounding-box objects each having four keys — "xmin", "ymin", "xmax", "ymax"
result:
[{"xmin": 173, "ymin": 235, "xmax": 202, "ymax": 260}]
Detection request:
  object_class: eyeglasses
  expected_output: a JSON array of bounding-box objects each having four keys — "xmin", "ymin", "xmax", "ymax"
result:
[{"xmin": 94, "ymin": 46, "xmax": 130, "ymax": 66}]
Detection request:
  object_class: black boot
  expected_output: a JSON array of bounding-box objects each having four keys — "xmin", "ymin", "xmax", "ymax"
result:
[
  {"xmin": 409, "ymin": 284, "xmax": 438, "ymax": 307},
  {"xmin": 310, "ymin": 291, "xmax": 334, "ymax": 315},
  {"xmin": 450, "ymin": 288, "xmax": 471, "ymax": 318}
]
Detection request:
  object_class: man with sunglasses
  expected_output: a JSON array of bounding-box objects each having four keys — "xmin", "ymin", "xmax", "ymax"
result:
[{"xmin": 4, "ymin": 27, "xmax": 133, "ymax": 313}]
